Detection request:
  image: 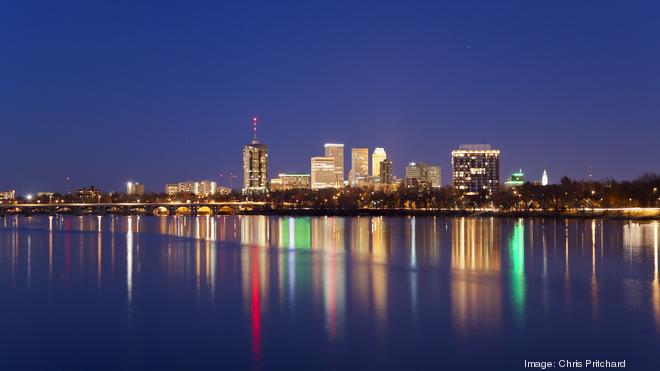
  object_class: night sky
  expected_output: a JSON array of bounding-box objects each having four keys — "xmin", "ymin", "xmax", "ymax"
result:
[{"xmin": 2, "ymin": 1, "xmax": 659, "ymax": 194}]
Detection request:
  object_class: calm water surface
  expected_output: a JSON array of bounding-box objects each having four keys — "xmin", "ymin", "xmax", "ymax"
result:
[{"xmin": 1, "ymin": 215, "xmax": 659, "ymax": 370}]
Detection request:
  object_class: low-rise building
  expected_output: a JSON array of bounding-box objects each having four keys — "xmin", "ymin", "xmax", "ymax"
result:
[
  {"xmin": 270, "ymin": 173, "xmax": 311, "ymax": 191},
  {"xmin": 126, "ymin": 182, "xmax": 145, "ymax": 196},
  {"xmin": 0, "ymin": 190, "xmax": 16, "ymax": 200},
  {"xmin": 76, "ymin": 186, "xmax": 102, "ymax": 202},
  {"xmin": 165, "ymin": 184, "xmax": 179, "ymax": 195},
  {"xmin": 165, "ymin": 180, "xmax": 217, "ymax": 196},
  {"xmin": 216, "ymin": 186, "xmax": 232, "ymax": 195},
  {"xmin": 405, "ymin": 162, "xmax": 441, "ymax": 188},
  {"xmin": 504, "ymin": 170, "xmax": 525, "ymax": 188}
]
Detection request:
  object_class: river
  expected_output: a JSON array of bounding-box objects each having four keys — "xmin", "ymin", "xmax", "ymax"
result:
[{"xmin": 1, "ymin": 215, "xmax": 659, "ymax": 370}]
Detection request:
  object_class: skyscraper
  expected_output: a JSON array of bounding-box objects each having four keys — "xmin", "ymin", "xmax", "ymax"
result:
[
  {"xmin": 380, "ymin": 159, "xmax": 393, "ymax": 185},
  {"xmin": 451, "ymin": 144, "xmax": 500, "ymax": 197},
  {"xmin": 371, "ymin": 147, "xmax": 387, "ymax": 177},
  {"xmin": 542, "ymin": 170, "xmax": 549, "ymax": 186},
  {"xmin": 427, "ymin": 165, "xmax": 441, "ymax": 188},
  {"xmin": 242, "ymin": 117, "xmax": 268, "ymax": 194},
  {"xmin": 324, "ymin": 143, "xmax": 344, "ymax": 186},
  {"xmin": 311, "ymin": 157, "xmax": 336, "ymax": 190},
  {"xmin": 349, "ymin": 148, "xmax": 369, "ymax": 186}
]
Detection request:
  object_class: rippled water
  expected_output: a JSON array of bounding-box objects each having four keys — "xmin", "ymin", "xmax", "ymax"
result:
[{"xmin": 0, "ymin": 215, "xmax": 659, "ymax": 370}]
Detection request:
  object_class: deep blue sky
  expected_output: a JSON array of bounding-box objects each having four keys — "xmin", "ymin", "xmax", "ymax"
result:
[{"xmin": 2, "ymin": 0, "xmax": 659, "ymax": 194}]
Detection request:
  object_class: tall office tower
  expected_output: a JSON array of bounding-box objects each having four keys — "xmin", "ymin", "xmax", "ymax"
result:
[
  {"xmin": 451, "ymin": 144, "xmax": 500, "ymax": 197},
  {"xmin": 242, "ymin": 117, "xmax": 268, "ymax": 194},
  {"xmin": 126, "ymin": 181, "xmax": 145, "ymax": 196},
  {"xmin": 380, "ymin": 159, "xmax": 393, "ymax": 185},
  {"xmin": 541, "ymin": 170, "xmax": 549, "ymax": 186},
  {"xmin": 311, "ymin": 157, "xmax": 337, "ymax": 190},
  {"xmin": 405, "ymin": 162, "xmax": 422, "ymax": 181},
  {"xmin": 324, "ymin": 143, "xmax": 344, "ymax": 186},
  {"xmin": 405, "ymin": 162, "xmax": 441, "ymax": 188},
  {"xmin": 349, "ymin": 148, "xmax": 369, "ymax": 186},
  {"xmin": 371, "ymin": 147, "xmax": 387, "ymax": 177},
  {"xmin": 426, "ymin": 165, "xmax": 441, "ymax": 188}
]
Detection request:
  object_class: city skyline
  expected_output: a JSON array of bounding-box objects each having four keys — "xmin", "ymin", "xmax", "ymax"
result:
[
  {"xmin": 2, "ymin": 3, "xmax": 659, "ymax": 370},
  {"xmin": 0, "ymin": 122, "xmax": 648, "ymax": 195},
  {"xmin": 2, "ymin": 2, "xmax": 659, "ymax": 194}
]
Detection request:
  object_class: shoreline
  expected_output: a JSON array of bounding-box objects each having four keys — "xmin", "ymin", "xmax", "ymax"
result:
[
  {"xmin": 2, "ymin": 208, "xmax": 658, "ymax": 221},
  {"xmin": 245, "ymin": 208, "xmax": 660, "ymax": 221}
]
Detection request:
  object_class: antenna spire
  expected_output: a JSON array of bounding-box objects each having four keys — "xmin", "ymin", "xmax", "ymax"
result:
[{"xmin": 252, "ymin": 116, "xmax": 258, "ymax": 142}]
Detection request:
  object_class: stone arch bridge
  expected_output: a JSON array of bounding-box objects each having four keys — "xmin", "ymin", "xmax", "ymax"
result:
[{"xmin": 0, "ymin": 202, "xmax": 270, "ymax": 217}]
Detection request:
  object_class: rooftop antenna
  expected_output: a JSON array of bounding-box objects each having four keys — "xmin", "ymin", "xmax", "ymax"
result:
[{"xmin": 252, "ymin": 116, "xmax": 258, "ymax": 142}]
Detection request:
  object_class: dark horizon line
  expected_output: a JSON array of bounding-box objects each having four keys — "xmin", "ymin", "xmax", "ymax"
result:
[{"xmin": 3, "ymin": 171, "xmax": 659, "ymax": 197}]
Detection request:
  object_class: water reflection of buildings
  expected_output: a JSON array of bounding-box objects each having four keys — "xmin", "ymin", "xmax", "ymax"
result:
[
  {"xmin": 508, "ymin": 219, "xmax": 525, "ymax": 330},
  {"xmin": 127, "ymin": 216, "xmax": 134, "ymax": 317},
  {"xmin": 6, "ymin": 214, "xmax": 660, "ymax": 353},
  {"xmin": 653, "ymin": 222, "xmax": 659, "ymax": 332},
  {"xmin": 451, "ymin": 217, "xmax": 502, "ymax": 335},
  {"xmin": 369, "ymin": 217, "xmax": 387, "ymax": 335},
  {"xmin": 622, "ymin": 221, "xmax": 660, "ymax": 332}
]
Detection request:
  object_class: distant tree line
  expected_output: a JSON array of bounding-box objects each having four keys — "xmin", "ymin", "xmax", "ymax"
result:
[{"xmin": 14, "ymin": 173, "xmax": 660, "ymax": 211}]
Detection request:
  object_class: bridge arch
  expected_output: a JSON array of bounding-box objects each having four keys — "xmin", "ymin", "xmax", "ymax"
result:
[
  {"xmin": 105, "ymin": 206, "xmax": 123, "ymax": 214},
  {"xmin": 80, "ymin": 206, "xmax": 96, "ymax": 215},
  {"xmin": 56, "ymin": 207, "xmax": 73, "ymax": 215},
  {"xmin": 217, "ymin": 205, "xmax": 235, "ymax": 215},
  {"xmin": 130, "ymin": 207, "xmax": 148, "ymax": 215},
  {"xmin": 197, "ymin": 206, "xmax": 213, "ymax": 216},
  {"xmin": 174, "ymin": 206, "xmax": 191, "ymax": 216},
  {"xmin": 152, "ymin": 206, "xmax": 169, "ymax": 216}
]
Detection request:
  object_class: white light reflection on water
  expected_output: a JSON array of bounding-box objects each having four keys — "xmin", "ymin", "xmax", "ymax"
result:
[
  {"xmin": 3, "ymin": 214, "xmax": 660, "ymax": 369},
  {"xmin": 126, "ymin": 216, "xmax": 133, "ymax": 318}
]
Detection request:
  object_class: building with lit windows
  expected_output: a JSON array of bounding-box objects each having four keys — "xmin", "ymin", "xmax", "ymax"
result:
[
  {"xmin": 242, "ymin": 119, "xmax": 268, "ymax": 194},
  {"xmin": 379, "ymin": 159, "xmax": 394, "ymax": 185},
  {"xmin": 75, "ymin": 186, "xmax": 102, "ymax": 202},
  {"xmin": 270, "ymin": 173, "xmax": 311, "ymax": 191},
  {"xmin": 405, "ymin": 162, "xmax": 441, "ymax": 188},
  {"xmin": 216, "ymin": 186, "xmax": 231, "ymax": 195},
  {"xmin": 349, "ymin": 148, "xmax": 369, "ymax": 186},
  {"xmin": 165, "ymin": 180, "xmax": 217, "ymax": 196},
  {"xmin": 371, "ymin": 148, "xmax": 387, "ymax": 178},
  {"xmin": 194, "ymin": 180, "xmax": 217, "ymax": 196},
  {"xmin": 451, "ymin": 144, "xmax": 500, "ymax": 197},
  {"xmin": 311, "ymin": 157, "xmax": 336, "ymax": 190},
  {"xmin": 504, "ymin": 170, "xmax": 525, "ymax": 188},
  {"xmin": 165, "ymin": 184, "xmax": 179, "ymax": 195},
  {"xmin": 324, "ymin": 143, "xmax": 344, "ymax": 186},
  {"xmin": 126, "ymin": 182, "xmax": 145, "ymax": 196},
  {"xmin": 0, "ymin": 190, "xmax": 15, "ymax": 201}
]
